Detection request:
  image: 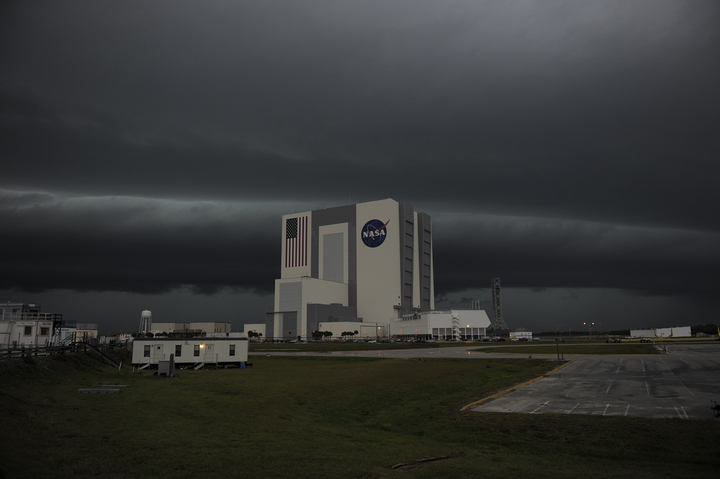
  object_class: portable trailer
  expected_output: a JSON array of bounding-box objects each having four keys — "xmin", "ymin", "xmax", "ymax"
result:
[{"xmin": 132, "ymin": 337, "xmax": 249, "ymax": 370}]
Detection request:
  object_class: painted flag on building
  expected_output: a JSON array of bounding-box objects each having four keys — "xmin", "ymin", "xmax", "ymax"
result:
[{"xmin": 285, "ymin": 216, "xmax": 308, "ymax": 268}]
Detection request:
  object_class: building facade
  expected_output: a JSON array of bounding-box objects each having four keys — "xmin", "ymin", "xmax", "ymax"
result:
[
  {"xmin": 131, "ymin": 337, "xmax": 249, "ymax": 368},
  {"xmin": 630, "ymin": 327, "xmax": 692, "ymax": 339},
  {"xmin": 0, "ymin": 302, "xmax": 62, "ymax": 348},
  {"xmin": 149, "ymin": 322, "xmax": 232, "ymax": 336},
  {"xmin": 391, "ymin": 310, "xmax": 491, "ymax": 341},
  {"xmin": 267, "ymin": 198, "xmax": 434, "ymax": 340}
]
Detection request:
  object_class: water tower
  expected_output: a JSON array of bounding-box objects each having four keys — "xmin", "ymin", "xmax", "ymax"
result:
[{"xmin": 139, "ymin": 310, "xmax": 152, "ymax": 334}]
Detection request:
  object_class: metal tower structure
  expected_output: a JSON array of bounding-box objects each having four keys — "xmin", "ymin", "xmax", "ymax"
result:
[
  {"xmin": 491, "ymin": 278, "xmax": 509, "ymax": 331},
  {"xmin": 139, "ymin": 309, "xmax": 152, "ymax": 335}
]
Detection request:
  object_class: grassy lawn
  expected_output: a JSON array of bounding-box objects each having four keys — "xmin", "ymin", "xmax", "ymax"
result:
[
  {"xmin": 1, "ymin": 352, "xmax": 718, "ymax": 478},
  {"xmin": 476, "ymin": 343, "xmax": 658, "ymax": 355}
]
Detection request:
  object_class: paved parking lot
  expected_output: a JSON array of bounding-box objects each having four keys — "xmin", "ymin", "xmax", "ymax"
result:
[{"xmin": 469, "ymin": 343, "xmax": 720, "ymax": 420}]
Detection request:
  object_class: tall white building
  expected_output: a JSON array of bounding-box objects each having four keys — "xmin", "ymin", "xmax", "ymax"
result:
[{"xmin": 267, "ymin": 198, "xmax": 434, "ymax": 340}]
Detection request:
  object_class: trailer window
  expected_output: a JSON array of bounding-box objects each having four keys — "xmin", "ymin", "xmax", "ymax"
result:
[
  {"xmin": 40, "ymin": 327, "xmax": 50, "ymax": 336},
  {"xmin": 175, "ymin": 345, "xmax": 182, "ymax": 357},
  {"xmin": 143, "ymin": 345, "xmax": 151, "ymax": 357},
  {"xmin": 229, "ymin": 344, "xmax": 235, "ymax": 356},
  {"xmin": 194, "ymin": 344, "xmax": 200, "ymax": 357},
  {"xmin": 24, "ymin": 326, "xmax": 32, "ymax": 336}
]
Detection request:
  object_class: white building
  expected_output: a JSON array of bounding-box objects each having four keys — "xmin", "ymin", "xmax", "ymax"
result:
[
  {"xmin": 150, "ymin": 322, "xmax": 232, "ymax": 336},
  {"xmin": 317, "ymin": 321, "xmax": 388, "ymax": 340},
  {"xmin": 267, "ymin": 199, "xmax": 434, "ymax": 340},
  {"xmin": 509, "ymin": 331, "xmax": 533, "ymax": 340},
  {"xmin": 630, "ymin": 327, "xmax": 692, "ymax": 339},
  {"xmin": 131, "ymin": 337, "xmax": 249, "ymax": 368},
  {"xmin": 391, "ymin": 310, "xmax": 491, "ymax": 341},
  {"xmin": 0, "ymin": 302, "xmax": 62, "ymax": 348}
]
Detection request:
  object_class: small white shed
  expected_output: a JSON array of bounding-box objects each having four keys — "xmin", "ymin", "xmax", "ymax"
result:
[{"xmin": 132, "ymin": 337, "xmax": 249, "ymax": 369}]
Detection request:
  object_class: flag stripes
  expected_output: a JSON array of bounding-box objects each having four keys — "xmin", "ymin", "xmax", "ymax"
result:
[{"xmin": 285, "ymin": 216, "xmax": 308, "ymax": 268}]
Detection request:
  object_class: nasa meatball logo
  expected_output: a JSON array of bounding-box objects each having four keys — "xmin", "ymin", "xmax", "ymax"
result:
[{"xmin": 361, "ymin": 219, "xmax": 389, "ymax": 248}]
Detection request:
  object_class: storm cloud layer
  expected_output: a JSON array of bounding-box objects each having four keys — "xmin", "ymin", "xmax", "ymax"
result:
[{"xmin": 1, "ymin": 1, "xmax": 718, "ymax": 331}]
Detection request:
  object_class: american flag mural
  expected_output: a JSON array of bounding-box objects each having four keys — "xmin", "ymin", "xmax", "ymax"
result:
[{"xmin": 285, "ymin": 216, "xmax": 308, "ymax": 268}]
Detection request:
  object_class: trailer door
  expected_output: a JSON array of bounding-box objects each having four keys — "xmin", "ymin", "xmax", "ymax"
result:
[{"xmin": 152, "ymin": 344, "xmax": 164, "ymax": 362}]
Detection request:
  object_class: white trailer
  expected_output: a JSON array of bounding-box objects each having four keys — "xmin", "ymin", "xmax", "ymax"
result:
[{"xmin": 132, "ymin": 337, "xmax": 249, "ymax": 369}]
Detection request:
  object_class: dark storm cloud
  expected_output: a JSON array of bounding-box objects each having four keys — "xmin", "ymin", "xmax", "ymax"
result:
[
  {"xmin": 1, "ymin": 1, "xmax": 719, "ymax": 328},
  {"xmin": 2, "ymin": 1, "xmax": 718, "ymax": 231},
  {"xmin": 433, "ymin": 214, "xmax": 720, "ymax": 297},
  {"xmin": 0, "ymin": 191, "xmax": 280, "ymax": 294}
]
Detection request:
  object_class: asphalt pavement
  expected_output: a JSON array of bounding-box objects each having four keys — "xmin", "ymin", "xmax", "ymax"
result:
[{"xmin": 468, "ymin": 342, "xmax": 720, "ymax": 420}]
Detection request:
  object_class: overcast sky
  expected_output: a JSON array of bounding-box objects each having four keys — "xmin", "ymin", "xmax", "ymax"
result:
[{"xmin": 2, "ymin": 1, "xmax": 718, "ymax": 335}]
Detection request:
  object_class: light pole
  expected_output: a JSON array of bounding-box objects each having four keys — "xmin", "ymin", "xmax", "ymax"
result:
[{"xmin": 583, "ymin": 322, "xmax": 595, "ymax": 339}]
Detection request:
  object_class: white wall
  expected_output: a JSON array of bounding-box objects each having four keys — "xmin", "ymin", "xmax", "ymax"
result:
[
  {"xmin": 318, "ymin": 321, "xmax": 387, "ymax": 338},
  {"xmin": 132, "ymin": 338, "xmax": 248, "ymax": 365},
  {"xmin": 273, "ymin": 277, "xmax": 349, "ymax": 339},
  {"xmin": 356, "ymin": 199, "xmax": 401, "ymax": 322},
  {"xmin": 0, "ymin": 320, "xmax": 54, "ymax": 348},
  {"xmin": 631, "ymin": 327, "xmax": 691, "ymax": 338}
]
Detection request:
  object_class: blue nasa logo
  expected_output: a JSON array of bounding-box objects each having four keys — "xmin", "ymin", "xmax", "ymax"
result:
[{"xmin": 361, "ymin": 219, "xmax": 389, "ymax": 248}]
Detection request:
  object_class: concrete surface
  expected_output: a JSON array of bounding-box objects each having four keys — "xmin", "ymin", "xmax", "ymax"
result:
[{"xmin": 469, "ymin": 343, "xmax": 720, "ymax": 420}]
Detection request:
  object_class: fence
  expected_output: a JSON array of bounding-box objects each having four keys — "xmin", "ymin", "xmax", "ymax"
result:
[
  {"xmin": 0, "ymin": 344, "xmax": 81, "ymax": 361},
  {"xmin": 1, "ymin": 337, "xmax": 122, "ymax": 368}
]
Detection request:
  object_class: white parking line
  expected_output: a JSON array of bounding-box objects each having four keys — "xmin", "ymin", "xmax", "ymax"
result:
[
  {"xmin": 624, "ymin": 404, "xmax": 630, "ymax": 416},
  {"xmin": 603, "ymin": 404, "xmax": 610, "ymax": 416},
  {"xmin": 567, "ymin": 403, "xmax": 580, "ymax": 414},
  {"xmin": 531, "ymin": 401, "xmax": 548, "ymax": 414},
  {"xmin": 645, "ymin": 381, "xmax": 650, "ymax": 395},
  {"xmin": 674, "ymin": 406, "xmax": 689, "ymax": 420},
  {"xmin": 605, "ymin": 380, "xmax": 614, "ymax": 394},
  {"xmin": 678, "ymin": 380, "xmax": 694, "ymax": 396}
]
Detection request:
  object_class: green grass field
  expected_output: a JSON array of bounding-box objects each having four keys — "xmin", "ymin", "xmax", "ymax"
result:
[{"xmin": 1, "ymin": 352, "xmax": 718, "ymax": 478}]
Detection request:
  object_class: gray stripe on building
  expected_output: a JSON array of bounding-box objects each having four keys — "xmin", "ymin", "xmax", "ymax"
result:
[
  {"xmin": 310, "ymin": 205, "xmax": 357, "ymax": 308},
  {"xmin": 417, "ymin": 212, "xmax": 432, "ymax": 311}
]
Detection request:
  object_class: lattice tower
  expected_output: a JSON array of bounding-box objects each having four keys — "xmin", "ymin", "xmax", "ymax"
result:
[{"xmin": 491, "ymin": 278, "xmax": 508, "ymax": 331}]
